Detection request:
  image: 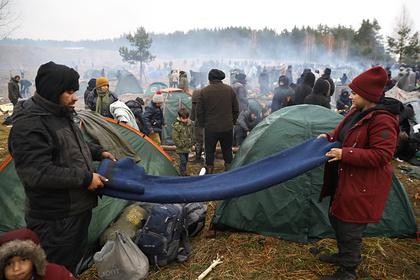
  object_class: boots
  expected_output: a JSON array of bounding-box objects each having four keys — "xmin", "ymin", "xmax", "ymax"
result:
[
  {"xmin": 194, "ymin": 145, "xmax": 203, "ymax": 163},
  {"xmin": 320, "ymin": 267, "xmax": 356, "ymax": 280},
  {"xmin": 206, "ymin": 165, "xmax": 214, "ymax": 174},
  {"xmin": 319, "ymin": 253, "xmax": 340, "ymax": 265},
  {"xmin": 224, "ymin": 163, "xmax": 231, "ymax": 171}
]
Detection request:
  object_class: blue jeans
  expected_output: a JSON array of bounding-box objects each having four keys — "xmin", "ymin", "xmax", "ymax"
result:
[{"xmin": 178, "ymin": 153, "xmax": 189, "ymax": 175}]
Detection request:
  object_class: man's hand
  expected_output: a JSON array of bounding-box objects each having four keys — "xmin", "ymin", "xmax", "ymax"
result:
[
  {"xmin": 88, "ymin": 173, "xmax": 108, "ymax": 191},
  {"xmin": 326, "ymin": 148, "xmax": 342, "ymax": 162},
  {"xmin": 101, "ymin": 151, "xmax": 116, "ymax": 161}
]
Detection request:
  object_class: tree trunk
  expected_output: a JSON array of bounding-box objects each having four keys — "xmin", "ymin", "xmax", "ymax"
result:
[{"xmin": 139, "ymin": 62, "xmax": 143, "ymax": 87}]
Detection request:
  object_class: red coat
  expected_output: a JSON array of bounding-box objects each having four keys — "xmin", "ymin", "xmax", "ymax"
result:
[
  {"xmin": 320, "ymin": 108, "xmax": 399, "ymax": 223},
  {"xmin": 36, "ymin": 263, "xmax": 76, "ymax": 280}
]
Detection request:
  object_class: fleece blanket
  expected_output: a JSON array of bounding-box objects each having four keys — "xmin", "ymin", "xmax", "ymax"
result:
[{"xmin": 97, "ymin": 137, "xmax": 341, "ymax": 203}]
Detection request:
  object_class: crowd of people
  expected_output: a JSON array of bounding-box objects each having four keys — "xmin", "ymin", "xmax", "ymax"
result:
[{"xmin": 2, "ymin": 60, "xmax": 419, "ymax": 280}]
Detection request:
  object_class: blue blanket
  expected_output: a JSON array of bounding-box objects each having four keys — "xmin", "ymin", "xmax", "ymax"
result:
[{"xmin": 97, "ymin": 138, "xmax": 341, "ymax": 203}]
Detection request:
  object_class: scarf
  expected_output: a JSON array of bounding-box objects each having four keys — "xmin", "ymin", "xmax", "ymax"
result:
[{"xmin": 95, "ymin": 89, "xmax": 110, "ymax": 115}]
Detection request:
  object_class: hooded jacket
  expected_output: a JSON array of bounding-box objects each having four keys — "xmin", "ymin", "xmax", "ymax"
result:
[
  {"xmin": 142, "ymin": 101, "xmax": 164, "ymax": 135},
  {"xmin": 320, "ymin": 98, "xmax": 402, "ymax": 223},
  {"xmin": 0, "ymin": 229, "xmax": 76, "ymax": 280},
  {"xmin": 232, "ymin": 80, "xmax": 248, "ymax": 112},
  {"xmin": 8, "ymin": 93, "xmax": 103, "ymax": 220},
  {"xmin": 8, "ymin": 78, "xmax": 21, "ymax": 105},
  {"xmin": 172, "ymin": 118, "xmax": 193, "ymax": 153},
  {"xmin": 294, "ymin": 72, "xmax": 315, "ymax": 105}
]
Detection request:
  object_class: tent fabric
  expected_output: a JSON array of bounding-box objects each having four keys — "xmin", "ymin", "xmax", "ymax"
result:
[
  {"xmin": 212, "ymin": 105, "xmax": 417, "ymax": 242},
  {"xmin": 97, "ymin": 138, "xmax": 340, "ymax": 203},
  {"xmin": 160, "ymin": 91, "xmax": 192, "ymax": 145},
  {"xmin": 78, "ymin": 111, "xmax": 140, "ymax": 162},
  {"xmin": 115, "ymin": 73, "xmax": 143, "ymax": 96},
  {"xmin": 0, "ymin": 117, "xmax": 178, "ymax": 246}
]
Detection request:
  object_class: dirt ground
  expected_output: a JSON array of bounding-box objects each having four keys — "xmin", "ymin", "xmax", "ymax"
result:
[{"xmin": 0, "ymin": 125, "xmax": 419, "ymax": 280}]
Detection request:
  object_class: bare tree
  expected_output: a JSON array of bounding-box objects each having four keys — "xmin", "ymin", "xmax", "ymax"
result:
[{"xmin": 0, "ymin": 0, "xmax": 18, "ymax": 39}]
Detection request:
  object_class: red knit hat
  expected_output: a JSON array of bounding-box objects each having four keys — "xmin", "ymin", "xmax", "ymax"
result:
[
  {"xmin": 349, "ymin": 66, "xmax": 387, "ymax": 103},
  {"xmin": 0, "ymin": 228, "xmax": 40, "ymax": 246}
]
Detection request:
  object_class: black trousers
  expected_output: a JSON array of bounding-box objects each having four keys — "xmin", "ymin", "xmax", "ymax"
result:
[
  {"xmin": 329, "ymin": 213, "xmax": 367, "ymax": 270},
  {"xmin": 204, "ymin": 129, "xmax": 233, "ymax": 166},
  {"xmin": 26, "ymin": 210, "xmax": 92, "ymax": 274}
]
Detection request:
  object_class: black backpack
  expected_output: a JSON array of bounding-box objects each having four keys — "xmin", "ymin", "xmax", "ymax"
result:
[
  {"xmin": 136, "ymin": 204, "xmax": 191, "ymax": 266},
  {"xmin": 185, "ymin": 202, "xmax": 207, "ymax": 237}
]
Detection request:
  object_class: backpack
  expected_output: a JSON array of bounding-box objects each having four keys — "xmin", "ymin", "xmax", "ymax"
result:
[
  {"xmin": 185, "ymin": 202, "xmax": 207, "ymax": 237},
  {"xmin": 136, "ymin": 204, "xmax": 191, "ymax": 266}
]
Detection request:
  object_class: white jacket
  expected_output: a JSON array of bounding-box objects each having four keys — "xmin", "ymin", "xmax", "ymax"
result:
[{"xmin": 109, "ymin": 100, "xmax": 139, "ymax": 130}]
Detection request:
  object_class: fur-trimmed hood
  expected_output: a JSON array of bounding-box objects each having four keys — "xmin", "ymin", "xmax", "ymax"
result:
[{"xmin": 0, "ymin": 230, "xmax": 47, "ymax": 279}]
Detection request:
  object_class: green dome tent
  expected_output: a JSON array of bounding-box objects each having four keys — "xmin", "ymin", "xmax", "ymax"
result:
[
  {"xmin": 0, "ymin": 114, "xmax": 177, "ymax": 246},
  {"xmin": 212, "ymin": 105, "xmax": 417, "ymax": 242},
  {"xmin": 115, "ymin": 73, "xmax": 143, "ymax": 96}
]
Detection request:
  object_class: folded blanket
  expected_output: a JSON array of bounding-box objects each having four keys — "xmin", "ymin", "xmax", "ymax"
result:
[{"xmin": 98, "ymin": 137, "xmax": 341, "ymax": 203}]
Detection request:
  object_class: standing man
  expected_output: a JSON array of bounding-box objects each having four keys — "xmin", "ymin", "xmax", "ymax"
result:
[
  {"xmin": 318, "ymin": 66, "xmax": 401, "ymax": 280},
  {"xmin": 85, "ymin": 76, "xmax": 118, "ymax": 118},
  {"xmin": 190, "ymin": 89, "xmax": 204, "ymax": 163},
  {"xmin": 231, "ymin": 73, "xmax": 248, "ymax": 113},
  {"xmin": 8, "ymin": 61, "xmax": 115, "ymax": 273},
  {"xmin": 8, "ymin": 75, "xmax": 21, "ymax": 106},
  {"xmin": 197, "ymin": 69, "xmax": 239, "ymax": 173}
]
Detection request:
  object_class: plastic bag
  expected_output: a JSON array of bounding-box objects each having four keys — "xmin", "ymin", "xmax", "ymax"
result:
[{"xmin": 94, "ymin": 231, "xmax": 149, "ymax": 280}]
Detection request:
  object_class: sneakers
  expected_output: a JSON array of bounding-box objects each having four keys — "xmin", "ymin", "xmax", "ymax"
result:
[
  {"xmin": 319, "ymin": 253, "xmax": 340, "ymax": 265},
  {"xmin": 320, "ymin": 267, "xmax": 356, "ymax": 280}
]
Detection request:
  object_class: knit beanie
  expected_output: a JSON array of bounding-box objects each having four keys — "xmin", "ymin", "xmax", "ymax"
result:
[
  {"xmin": 96, "ymin": 76, "xmax": 109, "ymax": 88},
  {"xmin": 152, "ymin": 90, "xmax": 164, "ymax": 103},
  {"xmin": 208, "ymin": 69, "xmax": 225, "ymax": 81},
  {"xmin": 35, "ymin": 61, "xmax": 79, "ymax": 104},
  {"xmin": 278, "ymin": 75, "xmax": 289, "ymax": 86},
  {"xmin": 349, "ymin": 66, "xmax": 387, "ymax": 103},
  {"xmin": 0, "ymin": 229, "xmax": 47, "ymax": 277}
]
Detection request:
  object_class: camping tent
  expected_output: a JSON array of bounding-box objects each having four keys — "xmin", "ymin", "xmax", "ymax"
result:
[
  {"xmin": 154, "ymin": 89, "xmax": 192, "ymax": 145},
  {"xmin": 0, "ymin": 114, "xmax": 177, "ymax": 246},
  {"xmin": 145, "ymin": 82, "xmax": 168, "ymax": 97},
  {"xmin": 115, "ymin": 73, "xmax": 143, "ymax": 95},
  {"xmin": 212, "ymin": 105, "xmax": 417, "ymax": 242}
]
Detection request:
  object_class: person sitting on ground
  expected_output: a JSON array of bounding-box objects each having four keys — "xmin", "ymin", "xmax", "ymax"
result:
[
  {"xmin": 85, "ymin": 76, "xmax": 118, "ymax": 118},
  {"xmin": 172, "ymin": 107, "xmax": 193, "ymax": 176},
  {"xmin": 125, "ymin": 97, "xmax": 145, "ymax": 132},
  {"xmin": 143, "ymin": 91, "xmax": 164, "ymax": 145},
  {"xmin": 304, "ymin": 78, "xmax": 331, "ymax": 109},
  {"xmin": 336, "ymin": 88, "xmax": 351, "ymax": 114},
  {"xmin": 0, "ymin": 228, "xmax": 76, "ymax": 280}
]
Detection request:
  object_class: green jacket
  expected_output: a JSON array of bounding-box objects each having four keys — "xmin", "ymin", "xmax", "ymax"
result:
[{"xmin": 172, "ymin": 118, "xmax": 193, "ymax": 153}]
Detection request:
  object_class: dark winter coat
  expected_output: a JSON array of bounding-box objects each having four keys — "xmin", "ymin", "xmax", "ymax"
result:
[
  {"xmin": 191, "ymin": 89, "xmax": 202, "ymax": 127},
  {"xmin": 294, "ymin": 72, "xmax": 315, "ymax": 104},
  {"xmin": 271, "ymin": 86, "xmax": 294, "ymax": 112},
  {"xmin": 320, "ymin": 99, "xmax": 401, "ymax": 223},
  {"xmin": 142, "ymin": 101, "xmax": 164, "ymax": 135},
  {"xmin": 303, "ymin": 79, "xmax": 331, "ymax": 109},
  {"xmin": 232, "ymin": 81, "xmax": 249, "ymax": 112},
  {"xmin": 8, "ymin": 93, "xmax": 103, "ymax": 220},
  {"xmin": 85, "ymin": 89, "xmax": 118, "ymax": 118},
  {"xmin": 125, "ymin": 99, "xmax": 144, "ymax": 131},
  {"xmin": 321, "ymin": 73, "xmax": 335, "ymax": 98},
  {"xmin": 197, "ymin": 80, "xmax": 239, "ymax": 132},
  {"xmin": 8, "ymin": 78, "xmax": 21, "ymax": 105},
  {"xmin": 236, "ymin": 110, "xmax": 259, "ymax": 132}
]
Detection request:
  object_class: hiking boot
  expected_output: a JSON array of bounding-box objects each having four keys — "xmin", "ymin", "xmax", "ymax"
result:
[
  {"xmin": 320, "ymin": 267, "xmax": 356, "ymax": 280},
  {"xmin": 319, "ymin": 253, "xmax": 340, "ymax": 265}
]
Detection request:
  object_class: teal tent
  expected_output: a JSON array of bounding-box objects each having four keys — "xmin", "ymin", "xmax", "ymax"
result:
[
  {"xmin": 0, "ymin": 115, "xmax": 177, "ymax": 246},
  {"xmin": 115, "ymin": 73, "xmax": 143, "ymax": 96},
  {"xmin": 145, "ymin": 82, "xmax": 168, "ymax": 97},
  {"xmin": 213, "ymin": 105, "xmax": 417, "ymax": 242}
]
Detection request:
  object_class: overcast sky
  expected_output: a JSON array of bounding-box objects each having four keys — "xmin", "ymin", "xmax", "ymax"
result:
[{"xmin": 8, "ymin": 0, "xmax": 420, "ymax": 41}]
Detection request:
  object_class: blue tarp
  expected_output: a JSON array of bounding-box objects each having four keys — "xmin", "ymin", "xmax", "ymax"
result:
[{"xmin": 98, "ymin": 137, "xmax": 341, "ymax": 203}]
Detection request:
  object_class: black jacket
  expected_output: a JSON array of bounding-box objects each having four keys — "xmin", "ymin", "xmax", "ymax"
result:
[
  {"xmin": 142, "ymin": 101, "xmax": 164, "ymax": 135},
  {"xmin": 8, "ymin": 93, "xmax": 103, "ymax": 220},
  {"xmin": 85, "ymin": 89, "xmax": 118, "ymax": 118},
  {"xmin": 8, "ymin": 78, "xmax": 21, "ymax": 104},
  {"xmin": 271, "ymin": 86, "xmax": 294, "ymax": 112}
]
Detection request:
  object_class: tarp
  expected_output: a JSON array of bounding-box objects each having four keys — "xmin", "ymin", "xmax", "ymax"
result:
[
  {"xmin": 97, "ymin": 138, "xmax": 340, "ymax": 203},
  {"xmin": 212, "ymin": 105, "xmax": 417, "ymax": 242},
  {"xmin": 0, "ymin": 114, "xmax": 177, "ymax": 246}
]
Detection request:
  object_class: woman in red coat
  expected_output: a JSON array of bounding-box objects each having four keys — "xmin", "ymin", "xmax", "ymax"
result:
[
  {"xmin": 0, "ymin": 228, "xmax": 76, "ymax": 280},
  {"xmin": 318, "ymin": 66, "xmax": 402, "ymax": 280}
]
